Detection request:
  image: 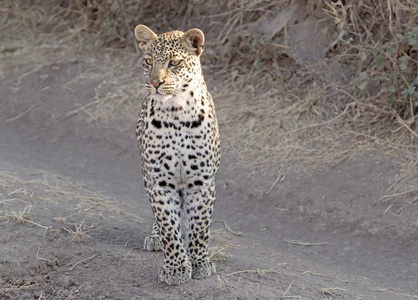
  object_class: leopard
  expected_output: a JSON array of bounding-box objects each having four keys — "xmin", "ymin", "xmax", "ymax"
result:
[{"xmin": 133, "ymin": 25, "xmax": 221, "ymax": 285}]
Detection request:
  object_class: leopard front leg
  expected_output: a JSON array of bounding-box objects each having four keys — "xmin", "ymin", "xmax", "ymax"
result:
[
  {"xmin": 148, "ymin": 187, "xmax": 192, "ymax": 285},
  {"xmin": 143, "ymin": 173, "xmax": 163, "ymax": 252},
  {"xmin": 143, "ymin": 219, "xmax": 162, "ymax": 251},
  {"xmin": 184, "ymin": 180, "xmax": 216, "ymax": 279}
]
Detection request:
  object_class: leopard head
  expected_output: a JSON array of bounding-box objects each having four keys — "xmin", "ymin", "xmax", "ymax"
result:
[{"xmin": 134, "ymin": 25, "xmax": 205, "ymax": 97}]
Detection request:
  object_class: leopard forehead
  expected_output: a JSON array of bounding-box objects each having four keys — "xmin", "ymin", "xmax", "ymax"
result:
[{"xmin": 147, "ymin": 31, "xmax": 190, "ymax": 60}]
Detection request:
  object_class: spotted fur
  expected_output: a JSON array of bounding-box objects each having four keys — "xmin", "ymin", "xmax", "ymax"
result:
[{"xmin": 134, "ymin": 25, "xmax": 220, "ymax": 285}]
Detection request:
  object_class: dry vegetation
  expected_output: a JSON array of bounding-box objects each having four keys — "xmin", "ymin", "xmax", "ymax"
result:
[
  {"xmin": 68, "ymin": 0, "xmax": 418, "ymax": 162},
  {"xmin": 2, "ymin": 0, "xmax": 416, "ymax": 159},
  {"xmin": 0, "ymin": 170, "xmax": 144, "ymax": 226}
]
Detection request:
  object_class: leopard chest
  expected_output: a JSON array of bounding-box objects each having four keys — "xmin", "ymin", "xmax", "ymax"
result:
[{"xmin": 140, "ymin": 95, "xmax": 218, "ymax": 182}]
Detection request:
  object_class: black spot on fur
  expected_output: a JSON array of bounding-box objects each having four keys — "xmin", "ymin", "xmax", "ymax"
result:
[
  {"xmin": 158, "ymin": 152, "xmax": 166, "ymax": 160},
  {"xmin": 181, "ymin": 121, "xmax": 191, "ymax": 128},
  {"xmin": 191, "ymin": 114, "xmax": 204, "ymax": 128},
  {"xmin": 151, "ymin": 119, "xmax": 162, "ymax": 129}
]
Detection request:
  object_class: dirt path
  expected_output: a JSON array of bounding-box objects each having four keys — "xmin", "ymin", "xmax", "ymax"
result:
[
  {"xmin": 3, "ymin": 102, "xmax": 417, "ymax": 299},
  {"xmin": 1, "ymin": 7, "xmax": 417, "ymax": 300}
]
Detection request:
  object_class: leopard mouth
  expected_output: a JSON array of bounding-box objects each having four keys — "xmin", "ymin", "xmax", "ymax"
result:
[
  {"xmin": 152, "ymin": 88, "xmax": 175, "ymax": 98},
  {"xmin": 149, "ymin": 86, "xmax": 162, "ymax": 95}
]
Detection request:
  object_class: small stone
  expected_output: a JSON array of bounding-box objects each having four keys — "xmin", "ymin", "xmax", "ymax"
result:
[{"xmin": 14, "ymin": 279, "xmax": 23, "ymax": 286}]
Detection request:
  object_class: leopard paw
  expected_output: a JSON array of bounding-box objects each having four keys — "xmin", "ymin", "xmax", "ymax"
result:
[
  {"xmin": 192, "ymin": 260, "xmax": 216, "ymax": 279},
  {"xmin": 159, "ymin": 264, "xmax": 192, "ymax": 285},
  {"xmin": 143, "ymin": 234, "xmax": 162, "ymax": 251}
]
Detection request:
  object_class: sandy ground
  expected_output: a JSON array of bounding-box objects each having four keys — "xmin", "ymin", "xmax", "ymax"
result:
[{"xmin": 1, "ymin": 5, "xmax": 418, "ymax": 300}]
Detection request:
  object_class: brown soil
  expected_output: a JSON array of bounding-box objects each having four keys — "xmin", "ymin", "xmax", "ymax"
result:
[{"xmin": 1, "ymin": 2, "xmax": 417, "ymax": 300}]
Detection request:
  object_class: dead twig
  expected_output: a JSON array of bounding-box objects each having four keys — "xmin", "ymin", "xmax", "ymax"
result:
[
  {"xmin": 53, "ymin": 99, "xmax": 102, "ymax": 123},
  {"xmin": 213, "ymin": 219, "xmax": 243, "ymax": 236},
  {"xmin": 67, "ymin": 253, "xmax": 99, "ymax": 271},
  {"xmin": 282, "ymin": 280, "xmax": 297, "ymax": 298},
  {"xmin": 265, "ymin": 174, "xmax": 286, "ymax": 195},
  {"xmin": 3, "ymin": 101, "xmax": 43, "ymax": 122},
  {"xmin": 378, "ymin": 189, "xmax": 418, "ymax": 203},
  {"xmin": 391, "ymin": 109, "xmax": 418, "ymax": 141},
  {"xmin": 284, "ymin": 239, "xmax": 328, "ymax": 246},
  {"xmin": 226, "ymin": 262, "xmax": 286, "ymax": 277}
]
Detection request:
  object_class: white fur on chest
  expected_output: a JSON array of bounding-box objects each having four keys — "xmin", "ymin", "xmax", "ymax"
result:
[{"xmin": 149, "ymin": 88, "xmax": 206, "ymax": 122}]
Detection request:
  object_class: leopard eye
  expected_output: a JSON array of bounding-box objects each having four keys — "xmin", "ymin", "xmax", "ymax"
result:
[
  {"xmin": 169, "ymin": 60, "xmax": 182, "ymax": 67},
  {"xmin": 144, "ymin": 58, "xmax": 153, "ymax": 65}
]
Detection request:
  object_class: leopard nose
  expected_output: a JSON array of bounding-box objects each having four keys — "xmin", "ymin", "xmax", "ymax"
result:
[{"xmin": 150, "ymin": 80, "xmax": 164, "ymax": 88}]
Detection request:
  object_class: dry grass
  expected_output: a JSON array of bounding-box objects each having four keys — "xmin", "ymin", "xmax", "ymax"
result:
[
  {"xmin": 324, "ymin": 0, "xmax": 418, "ymax": 118},
  {"xmin": 0, "ymin": 170, "xmax": 144, "ymax": 232},
  {"xmin": 209, "ymin": 243, "xmax": 235, "ymax": 263},
  {"xmin": 226, "ymin": 262, "xmax": 286, "ymax": 278},
  {"xmin": 62, "ymin": 221, "xmax": 91, "ymax": 244},
  {"xmin": 321, "ymin": 287, "xmax": 346, "ymax": 297}
]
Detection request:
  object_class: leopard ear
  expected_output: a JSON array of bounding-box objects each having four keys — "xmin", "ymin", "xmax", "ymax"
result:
[
  {"xmin": 181, "ymin": 29, "xmax": 205, "ymax": 56},
  {"xmin": 134, "ymin": 25, "xmax": 158, "ymax": 53}
]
